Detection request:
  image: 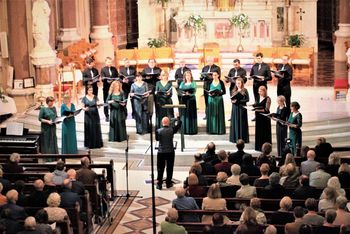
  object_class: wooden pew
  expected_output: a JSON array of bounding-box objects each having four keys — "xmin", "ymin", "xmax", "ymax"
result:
[{"xmin": 0, "ymin": 153, "xmax": 91, "ymax": 163}]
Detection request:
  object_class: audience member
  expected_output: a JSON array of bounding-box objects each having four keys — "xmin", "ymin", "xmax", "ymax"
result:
[
  {"xmin": 43, "ymin": 173, "xmax": 57, "ymax": 194},
  {"xmin": 0, "ymin": 169, "xmax": 11, "ymax": 195},
  {"xmin": 279, "ymin": 153, "xmax": 297, "ymax": 176},
  {"xmin": 228, "ymin": 139, "xmax": 246, "ymax": 165},
  {"xmin": 59, "ymin": 179, "xmax": 82, "ymax": 209},
  {"xmin": 321, "ymin": 176, "xmax": 346, "ymax": 198},
  {"xmin": 0, "ymin": 183, "xmax": 7, "ymax": 205},
  {"xmin": 13, "ymin": 180, "xmax": 27, "ymax": 207},
  {"xmin": 324, "ymin": 209, "xmax": 338, "ymax": 227},
  {"xmin": 236, "ymin": 173, "xmax": 257, "ymax": 198},
  {"xmin": 280, "ymin": 163, "xmax": 299, "ymax": 188},
  {"xmin": 264, "ymin": 225, "xmax": 277, "ymax": 234},
  {"xmin": 341, "ymin": 225, "xmax": 350, "ymax": 234},
  {"xmin": 316, "ymin": 209, "xmax": 340, "ymax": 234},
  {"xmin": 210, "ymin": 213, "xmax": 231, "ymax": 234},
  {"xmin": 160, "ymin": 208, "xmax": 187, "ymax": 234},
  {"xmin": 202, "ymin": 184, "xmax": 227, "ymax": 223},
  {"xmin": 0, "ymin": 208, "xmax": 24, "ymax": 233},
  {"xmin": 2, "ymin": 153, "xmax": 24, "ymax": 174},
  {"xmin": 300, "ymin": 145, "xmax": 310, "ymax": 158},
  {"xmin": 325, "ymin": 152, "xmax": 341, "ymax": 176},
  {"xmin": 35, "ymin": 209, "xmax": 53, "ymax": 234},
  {"xmin": 285, "ymin": 206, "xmax": 305, "ymax": 234},
  {"xmin": 260, "ymin": 172, "xmax": 286, "ymax": 199},
  {"xmin": 338, "ymin": 163, "xmax": 350, "ymax": 188},
  {"xmin": 17, "ymin": 216, "xmax": 41, "ymax": 234},
  {"xmin": 309, "ymin": 164, "xmax": 331, "ymax": 189},
  {"xmin": 77, "ymin": 157, "xmax": 98, "ymax": 185},
  {"xmin": 187, "ymin": 173, "xmax": 207, "ymax": 197},
  {"xmin": 44, "ymin": 193, "xmax": 69, "ymax": 223},
  {"xmin": 255, "ymin": 143, "xmax": 276, "ymax": 172},
  {"xmin": 333, "ymin": 196, "xmax": 350, "ymax": 226},
  {"xmin": 52, "ymin": 160, "xmax": 67, "ymax": 185},
  {"xmin": 172, "ymin": 187, "xmax": 200, "ymax": 222},
  {"xmin": 239, "ymin": 198, "xmax": 267, "ymax": 225},
  {"xmin": 194, "ymin": 153, "xmax": 215, "ymax": 175},
  {"xmin": 184, "ymin": 164, "xmax": 207, "ymax": 188},
  {"xmin": 0, "ymin": 189, "xmax": 27, "ymax": 220},
  {"xmin": 253, "ymin": 163, "xmax": 270, "ymax": 187},
  {"xmin": 241, "ymin": 154, "xmax": 260, "ymax": 176},
  {"xmin": 67, "ymin": 169, "xmax": 85, "ymax": 196},
  {"xmin": 292, "ymin": 175, "xmax": 317, "ymax": 199},
  {"xmin": 302, "ymin": 198, "xmax": 324, "ymax": 225},
  {"xmin": 236, "ymin": 207, "xmax": 264, "ymax": 234},
  {"xmin": 214, "ymin": 150, "xmax": 232, "ymax": 176},
  {"xmin": 216, "ymin": 172, "xmax": 229, "ymax": 187},
  {"xmin": 226, "ymin": 164, "xmax": 242, "ymax": 186},
  {"xmin": 318, "ymin": 187, "xmax": 337, "ymax": 212},
  {"xmin": 203, "ymin": 142, "xmax": 219, "ymax": 165},
  {"xmin": 314, "ymin": 137, "xmax": 333, "ymax": 162},
  {"xmin": 270, "ymin": 196, "xmax": 295, "ymax": 225},
  {"xmin": 28, "ymin": 179, "xmax": 48, "ymax": 207},
  {"xmin": 300, "ymin": 150, "xmax": 320, "ymax": 176},
  {"xmin": 299, "ymin": 224, "xmax": 313, "ymax": 234}
]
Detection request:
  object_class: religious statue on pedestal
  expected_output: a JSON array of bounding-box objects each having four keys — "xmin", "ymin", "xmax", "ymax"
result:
[{"xmin": 32, "ymin": 0, "xmax": 53, "ymax": 53}]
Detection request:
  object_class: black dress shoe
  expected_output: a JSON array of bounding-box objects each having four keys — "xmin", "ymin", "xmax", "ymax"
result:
[
  {"xmin": 156, "ymin": 184, "xmax": 162, "ymax": 190},
  {"xmin": 166, "ymin": 183, "xmax": 174, "ymax": 189}
]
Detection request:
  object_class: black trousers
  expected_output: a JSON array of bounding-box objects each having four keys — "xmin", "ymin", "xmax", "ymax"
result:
[
  {"xmin": 157, "ymin": 151, "xmax": 175, "ymax": 185},
  {"xmin": 103, "ymin": 87, "xmax": 109, "ymax": 118}
]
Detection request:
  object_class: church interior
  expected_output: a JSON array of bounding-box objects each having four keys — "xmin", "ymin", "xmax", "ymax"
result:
[{"xmin": 0, "ymin": 0, "xmax": 350, "ymax": 233}]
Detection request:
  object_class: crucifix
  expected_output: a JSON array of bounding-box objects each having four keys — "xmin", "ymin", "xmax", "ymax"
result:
[{"xmin": 296, "ymin": 7, "xmax": 306, "ymax": 21}]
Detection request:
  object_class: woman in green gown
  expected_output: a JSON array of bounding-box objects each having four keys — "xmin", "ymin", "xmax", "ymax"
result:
[
  {"xmin": 206, "ymin": 71, "xmax": 226, "ymax": 135},
  {"xmin": 38, "ymin": 96, "xmax": 58, "ymax": 154},
  {"xmin": 60, "ymin": 95, "xmax": 78, "ymax": 154},
  {"xmin": 229, "ymin": 78, "xmax": 249, "ymax": 143},
  {"xmin": 179, "ymin": 70, "xmax": 198, "ymax": 135},
  {"xmin": 288, "ymin": 101, "xmax": 302, "ymax": 155},
  {"xmin": 155, "ymin": 70, "xmax": 174, "ymax": 130},
  {"xmin": 107, "ymin": 81, "xmax": 127, "ymax": 142}
]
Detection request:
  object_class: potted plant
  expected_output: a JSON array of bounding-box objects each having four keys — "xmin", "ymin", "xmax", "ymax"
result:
[
  {"xmin": 229, "ymin": 13, "xmax": 250, "ymax": 52},
  {"xmin": 184, "ymin": 14, "xmax": 206, "ymax": 52},
  {"xmin": 147, "ymin": 37, "xmax": 167, "ymax": 48},
  {"xmin": 0, "ymin": 88, "xmax": 7, "ymax": 103},
  {"xmin": 288, "ymin": 34, "xmax": 304, "ymax": 47}
]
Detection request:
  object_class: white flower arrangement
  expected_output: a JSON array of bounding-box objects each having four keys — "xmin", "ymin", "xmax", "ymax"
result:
[
  {"xmin": 184, "ymin": 14, "xmax": 206, "ymax": 32},
  {"xmin": 228, "ymin": 13, "xmax": 250, "ymax": 31}
]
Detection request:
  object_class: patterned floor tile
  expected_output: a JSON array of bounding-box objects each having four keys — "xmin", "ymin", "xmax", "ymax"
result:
[
  {"xmin": 123, "ymin": 218, "xmax": 156, "ymax": 231},
  {"xmin": 130, "ymin": 207, "xmax": 166, "ymax": 219},
  {"xmin": 136, "ymin": 196, "xmax": 171, "ymax": 207}
]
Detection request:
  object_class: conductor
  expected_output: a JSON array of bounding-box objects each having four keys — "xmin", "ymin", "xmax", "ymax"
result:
[{"xmin": 156, "ymin": 116, "xmax": 182, "ymax": 190}]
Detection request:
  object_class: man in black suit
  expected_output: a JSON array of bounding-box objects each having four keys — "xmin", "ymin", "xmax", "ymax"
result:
[
  {"xmin": 100, "ymin": 57, "xmax": 119, "ymax": 121},
  {"xmin": 200, "ymin": 56, "xmax": 221, "ymax": 119},
  {"xmin": 141, "ymin": 58, "xmax": 162, "ymax": 93},
  {"xmin": 67, "ymin": 169, "xmax": 85, "ymax": 196},
  {"xmin": 82, "ymin": 57, "xmax": 100, "ymax": 96},
  {"xmin": 275, "ymin": 55, "xmax": 293, "ymax": 108},
  {"xmin": 174, "ymin": 59, "xmax": 191, "ymax": 87},
  {"xmin": 119, "ymin": 58, "xmax": 137, "ymax": 97},
  {"xmin": 59, "ymin": 179, "xmax": 82, "ymax": 209},
  {"xmin": 227, "ymin": 59, "xmax": 247, "ymax": 94},
  {"xmin": 77, "ymin": 157, "xmax": 98, "ymax": 185},
  {"xmin": 250, "ymin": 52, "xmax": 272, "ymax": 102},
  {"xmin": 228, "ymin": 139, "xmax": 246, "ymax": 165},
  {"xmin": 28, "ymin": 179, "xmax": 48, "ymax": 207}
]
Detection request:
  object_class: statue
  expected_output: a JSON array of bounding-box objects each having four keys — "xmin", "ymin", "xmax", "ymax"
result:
[
  {"xmin": 32, "ymin": 0, "xmax": 51, "ymax": 51},
  {"xmin": 169, "ymin": 8, "xmax": 178, "ymax": 44}
]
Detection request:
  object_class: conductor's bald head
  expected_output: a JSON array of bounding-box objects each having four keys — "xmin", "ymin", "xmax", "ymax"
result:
[{"xmin": 162, "ymin": 117, "xmax": 170, "ymax": 127}]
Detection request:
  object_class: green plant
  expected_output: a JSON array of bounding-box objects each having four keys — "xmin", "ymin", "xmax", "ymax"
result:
[
  {"xmin": 184, "ymin": 14, "xmax": 206, "ymax": 33},
  {"xmin": 288, "ymin": 34, "xmax": 304, "ymax": 47},
  {"xmin": 147, "ymin": 38, "xmax": 167, "ymax": 48},
  {"xmin": 228, "ymin": 13, "xmax": 250, "ymax": 31}
]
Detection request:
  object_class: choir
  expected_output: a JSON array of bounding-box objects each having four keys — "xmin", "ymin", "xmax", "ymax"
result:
[{"xmin": 40, "ymin": 54, "xmax": 302, "ymax": 155}]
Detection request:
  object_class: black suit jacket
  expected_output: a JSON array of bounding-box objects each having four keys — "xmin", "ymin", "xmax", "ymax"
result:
[
  {"xmin": 100, "ymin": 66, "xmax": 119, "ymax": 90},
  {"xmin": 228, "ymin": 150, "xmax": 246, "ymax": 165},
  {"xmin": 201, "ymin": 64, "xmax": 221, "ymax": 91},
  {"xmin": 0, "ymin": 203, "xmax": 27, "ymax": 220},
  {"xmin": 60, "ymin": 189, "xmax": 82, "ymax": 209},
  {"xmin": 250, "ymin": 62, "xmax": 272, "ymax": 88},
  {"xmin": 119, "ymin": 66, "xmax": 137, "ymax": 94},
  {"xmin": 142, "ymin": 66, "xmax": 162, "ymax": 92},
  {"xmin": 71, "ymin": 180, "xmax": 85, "ymax": 196},
  {"xmin": 174, "ymin": 66, "xmax": 191, "ymax": 86},
  {"xmin": 82, "ymin": 67, "xmax": 99, "ymax": 86},
  {"xmin": 28, "ymin": 190, "xmax": 48, "ymax": 207},
  {"xmin": 276, "ymin": 63, "xmax": 293, "ymax": 96},
  {"xmin": 227, "ymin": 67, "xmax": 247, "ymax": 92}
]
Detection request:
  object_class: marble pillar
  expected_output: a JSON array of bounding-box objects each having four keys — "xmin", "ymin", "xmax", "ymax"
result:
[
  {"xmin": 90, "ymin": 0, "xmax": 113, "ymax": 63},
  {"xmin": 334, "ymin": 0, "xmax": 350, "ymax": 61},
  {"xmin": 57, "ymin": 0, "xmax": 80, "ymax": 49}
]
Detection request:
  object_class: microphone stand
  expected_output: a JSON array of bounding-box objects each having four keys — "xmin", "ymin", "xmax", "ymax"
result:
[{"xmin": 149, "ymin": 113, "xmax": 157, "ymax": 234}]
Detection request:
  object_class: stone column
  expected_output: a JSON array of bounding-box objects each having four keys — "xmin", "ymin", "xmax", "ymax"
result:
[
  {"xmin": 334, "ymin": 0, "xmax": 350, "ymax": 61},
  {"xmin": 57, "ymin": 0, "xmax": 80, "ymax": 49},
  {"xmin": 90, "ymin": 0, "xmax": 113, "ymax": 63}
]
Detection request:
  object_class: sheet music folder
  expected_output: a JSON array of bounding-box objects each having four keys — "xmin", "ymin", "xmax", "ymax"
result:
[
  {"xmin": 62, "ymin": 108, "xmax": 82, "ymax": 117},
  {"xmin": 6, "ymin": 122, "xmax": 24, "ymax": 136}
]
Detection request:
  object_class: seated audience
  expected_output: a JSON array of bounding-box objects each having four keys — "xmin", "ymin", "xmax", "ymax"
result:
[
  {"xmin": 321, "ymin": 176, "xmax": 346, "ymax": 198},
  {"xmin": 292, "ymin": 175, "xmax": 318, "ymax": 199},
  {"xmin": 236, "ymin": 207, "xmax": 264, "ymax": 234},
  {"xmin": 239, "ymin": 198, "xmax": 267, "ymax": 225},
  {"xmin": 0, "ymin": 208, "xmax": 24, "ymax": 233},
  {"xmin": 280, "ymin": 163, "xmax": 299, "ymax": 188},
  {"xmin": 270, "ymin": 196, "xmax": 295, "ymax": 225},
  {"xmin": 67, "ymin": 169, "xmax": 85, "ymax": 196},
  {"xmin": 309, "ymin": 163, "xmax": 331, "ymax": 189},
  {"xmin": 228, "ymin": 139, "xmax": 246, "ymax": 165},
  {"xmin": 202, "ymin": 184, "xmax": 227, "ymax": 223},
  {"xmin": 341, "ymin": 225, "xmax": 350, "ymax": 234},
  {"xmin": 14, "ymin": 180, "xmax": 27, "ymax": 207},
  {"xmin": 187, "ymin": 173, "xmax": 207, "ymax": 197},
  {"xmin": 77, "ymin": 157, "xmax": 98, "ymax": 185},
  {"xmin": 300, "ymin": 145, "xmax": 310, "ymax": 158},
  {"xmin": 302, "ymin": 198, "xmax": 324, "ymax": 226},
  {"xmin": 226, "ymin": 164, "xmax": 242, "ymax": 186},
  {"xmin": 203, "ymin": 142, "xmax": 219, "ymax": 165},
  {"xmin": 0, "ymin": 189, "xmax": 27, "ymax": 220},
  {"xmin": 0, "ymin": 169, "xmax": 11, "ymax": 195},
  {"xmin": 300, "ymin": 150, "xmax": 320, "ymax": 176},
  {"xmin": 260, "ymin": 172, "xmax": 286, "ymax": 199},
  {"xmin": 18, "ymin": 216, "xmax": 41, "ymax": 234},
  {"xmin": 279, "ymin": 153, "xmax": 297, "ymax": 176},
  {"xmin": 184, "ymin": 163, "xmax": 207, "ymax": 188},
  {"xmin": 160, "ymin": 208, "xmax": 187, "ymax": 234},
  {"xmin": 285, "ymin": 206, "xmax": 305, "ymax": 234},
  {"xmin": 264, "ymin": 225, "xmax": 277, "ymax": 234},
  {"xmin": 35, "ymin": 209, "xmax": 53, "ymax": 234},
  {"xmin": 2, "ymin": 153, "xmax": 24, "ymax": 174},
  {"xmin": 209, "ymin": 213, "xmax": 232, "ymax": 234},
  {"xmin": 299, "ymin": 224, "xmax": 313, "ymax": 234},
  {"xmin": 52, "ymin": 160, "xmax": 67, "ymax": 185},
  {"xmin": 28, "ymin": 179, "xmax": 49, "ymax": 207},
  {"xmin": 43, "ymin": 173, "xmax": 57, "ymax": 194},
  {"xmin": 241, "ymin": 154, "xmax": 260, "ymax": 176},
  {"xmin": 0, "ymin": 183, "xmax": 7, "ymax": 206},
  {"xmin": 44, "ymin": 193, "xmax": 69, "ymax": 222},
  {"xmin": 253, "ymin": 163, "xmax": 270, "ymax": 188},
  {"xmin": 338, "ymin": 163, "xmax": 350, "ymax": 189},
  {"xmin": 214, "ymin": 150, "xmax": 232, "ymax": 176},
  {"xmin": 318, "ymin": 209, "xmax": 339, "ymax": 234},
  {"xmin": 255, "ymin": 143, "xmax": 276, "ymax": 172},
  {"xmin": 216, "ymin": 172, "xmax": 230, "ymax": 187},
  {"xmin": 314, "ymin": 137, "xmax": 333, "ymax": 162},
  {"xmin": 59, "ymin": 179, "xmax": 82, "ymax": 209},
  {"xmin": 172, "ymin": 187, "xmax": 200, "ymax": 222},
  {"xmin": 325, "ymin": 152, "xmax": 341, "ymax": 176},
  {"xmin": 319, "ymin": 187, "xmax": 337, "ymax": 212},
  {"xmin": 236, "ymin": 173, "xmax": 257, "ymax": 198},
  {"xmin": 333, "ymin": 196, "xmax": 350, "ymax": 226},
  {"xmin": 194, "ymin": 153, "xmax": 215, "ymax": 175}
]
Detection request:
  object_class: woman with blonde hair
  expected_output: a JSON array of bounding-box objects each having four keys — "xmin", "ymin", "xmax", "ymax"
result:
[
  {"xmin": 321, "ymin": 177, "xmax": 346, "ymax": 199},
  {"xmin": 325, "ymin": 152, "xmax": 341, "ymax": 176},
  {"xmin": 107, "ymin": 81, "xmax": 127, "ymax": 142},
  {"xmin": 272, "ymin": 95, "xmax": 289, "ymax": 157},
  {"xmin": 279, "ymin": 153, "xmax": 297, "ymax": 176},
  {"xmin": 60, "ymin": 94, "xmax": 78, "ymax": 154},
  {"xmin": 155, "ymin": 70, "xmax": 173, "ymax": 130},
  {"xmin": 202, "ymin": 183, "xmax": 227, "ymax": 223},
  {"xmin": 236, "ymin": 207, "xmax": 264, "ymax": 234}
]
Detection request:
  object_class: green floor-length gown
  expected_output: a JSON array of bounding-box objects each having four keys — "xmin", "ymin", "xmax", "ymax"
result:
[
  {"xmin": 155, "ymin": 81, "xmax": 174, "ymax": 129},
  {"xmin": 108, "ymin": 93, "xmax": 127, "ymax": 142},
  {"xmin": 207, "ymin": 81, "xmax": 226, "ymax": 135},
  {"xmin": 60, "ymin": 103, "xmax": 78, "ymax": 154},
  {"xmin": 38, "ymin": 107, "xmax": 59, "ymax": 154},
  {"xmin": 288, "ymin": 112, "xmax": 303, "ymax": 155},
  {"xmin": 179, "ymin": 81, "xmax": 198, "ymax": 135}
]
